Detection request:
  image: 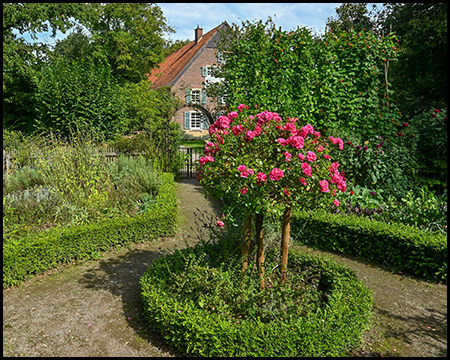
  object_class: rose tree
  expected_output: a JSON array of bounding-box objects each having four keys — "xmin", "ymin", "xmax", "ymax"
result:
[{"xmin": 198, "ymin": 105, "xmax": 347, "ymax": 288}]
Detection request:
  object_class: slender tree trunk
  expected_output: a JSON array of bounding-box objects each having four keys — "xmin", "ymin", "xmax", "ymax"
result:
[
  {"xmin": 280, "ymin": 205, "xmax": 292, "ymax": 284},
  {"xmin": 255, "ymin": 213, "xmax": 265, "ymax": 290},
  {"xmin": 241, "ymin": 214, "xmax": 253, "ymax": 272}
]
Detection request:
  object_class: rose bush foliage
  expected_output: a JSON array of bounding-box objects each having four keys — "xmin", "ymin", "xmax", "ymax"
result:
[{"xmin": 197, "ymin": 105, "xmax": 347, "ymax": 217}]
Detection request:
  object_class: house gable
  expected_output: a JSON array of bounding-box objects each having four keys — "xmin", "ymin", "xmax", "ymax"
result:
[{"xmin": 147, "ymin": 22, "xmax": 229, "ymax": 89}]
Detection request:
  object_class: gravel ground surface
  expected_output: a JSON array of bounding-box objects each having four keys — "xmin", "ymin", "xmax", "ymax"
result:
[{"xmin": 3, "ymin": 178, "xmax": 447, "ymax": 357}]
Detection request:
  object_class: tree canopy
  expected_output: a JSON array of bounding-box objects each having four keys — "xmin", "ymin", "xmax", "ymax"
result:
[{"xmin": 3, "ymin": 3, "xmax": 176, "ymax": 134}]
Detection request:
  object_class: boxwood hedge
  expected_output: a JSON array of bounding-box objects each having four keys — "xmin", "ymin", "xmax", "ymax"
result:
[
  {"xmin": 139, "ymin": 244, "xmax": 373, "ymax": 357},
  {"xmin": 3, "ymin": 173, "xmax": 178, "ymax": 289},
  {"xmin": 291, "ymin": 210, "xmax": 447, "ymax": 284}
]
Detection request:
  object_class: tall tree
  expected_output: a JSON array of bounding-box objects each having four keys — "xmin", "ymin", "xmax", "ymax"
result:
[
  {"xmin": 81, "ymin": 3, "xmax": 173, "ymax": 84},
  {"xmin": 382, "ymin": 3, "xmax": 447, "ymax": 116},
  {"xmin": 3, "ymin": 3, "xmax": 174, "ymax": 133},
  {"xmin": 3, "ymin": 3, "xmax": 87, "ymax": 131},
  {"xmin": 326, "ymin": 3, "xmax": 379, "ymax": 33}
]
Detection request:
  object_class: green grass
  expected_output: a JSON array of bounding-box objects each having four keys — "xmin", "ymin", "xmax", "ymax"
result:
[{"xmin": 181, "ymin": 140, "xmax": 205, "ymax": 149}]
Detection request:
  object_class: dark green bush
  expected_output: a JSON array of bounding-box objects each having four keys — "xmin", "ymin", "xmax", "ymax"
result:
[
  {"xmin": 3, "ymin": 173, "xmax": 178, "ymax": 288},
  {"xmin": 139, "ymin": 238, "xmax": 373, "ymax": 357},
  {"xmin": 291, "ymin": 210, "xmax": 447, "ymax": 284}
]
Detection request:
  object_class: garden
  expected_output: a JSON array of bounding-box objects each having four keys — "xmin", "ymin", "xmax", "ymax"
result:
[{"xmin": 3, "ymin": 4, "xmax": 447, "ymax": 357}]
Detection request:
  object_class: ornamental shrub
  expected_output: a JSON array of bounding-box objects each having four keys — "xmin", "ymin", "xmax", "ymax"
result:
[{"xmin": 139, "ymin": 237, "xmax": 373, "ymax": 356}]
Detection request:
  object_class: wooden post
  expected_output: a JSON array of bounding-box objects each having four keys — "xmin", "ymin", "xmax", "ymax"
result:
[
  {"xmin": 255, "ymin": 213, "xmax": 265, "ymax": 290},
  {"xmin": 280, "ymin": 205, "xmax": 292, "ymax": 284},
  {"xmin": 241, "ymin": 214, "xmax": 253, "ymax": 272}
]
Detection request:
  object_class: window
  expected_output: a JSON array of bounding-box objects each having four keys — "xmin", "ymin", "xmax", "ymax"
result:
[
  {"xmin": 202, "ymin": 65, "xmax": 216, "ymax": 77},
  {"xmin": 190, "ymin": 111, "xmax": 202, "ymax": 130},
  {"xmin": 186, "ymin": 88, "xmax": 207, "ymax": 104},
  {"xmin": 184, "ymin": 111, "xmax": 208, "ymax": 131},
  {"xmin": 191, "ymin": 89, "xmax": 201, "ymax": 104}
]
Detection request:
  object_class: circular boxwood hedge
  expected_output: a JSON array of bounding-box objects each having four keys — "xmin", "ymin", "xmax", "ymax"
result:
[{"xmin": 139, "ymin": 241, "xmax": 373, "ymax": 357}]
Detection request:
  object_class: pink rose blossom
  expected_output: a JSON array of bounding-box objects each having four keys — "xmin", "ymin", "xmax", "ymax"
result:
[
  {"xmin": 283, "ymin": 122, "xmax": 297, "ymax": 134},
  {"xmin": 334, "ymin": 198, "xmax": 340, "ymax": 207},
  {"xmin": 269, "ymin": 168, "xmax": 284, "ymax": 181},
  {"xmin": 239, "ymin": 186, "xmax": 248, "ymax": 195},
  {"xmin": 237, "ymin": 103, "xmax": 248, "ymax": 112},
  {"xmin": 316, "ymin": 145, "xmax": 325, "ymax": 152},
  {"xmin": 284, "ymin": 151, "xmax": 292, "ymax": 162},
  {"xmin": 288, "ymin": 135, "xmax": 304, "ymax": 149},
  {"xmin": 217, "ymin": 116, "xmax": 231, "ymax": 129},
  {"xmin": 276, "ymin": 138, "xmax": 288, "ymax": 146},
  {"xmin": 306, "ymin": 151, "xmax": 317, "ymax": 162},
  {"xmin": 256, "ymin": 172, "xmax": 267, "ymax": 185},
  {"xmin": 237, "ymin": 165, "xmax": 247, "ymax": 172},
  {"xmin": 216, "ymin": 219, "xmax": 225, "ymax": 227},
  {"xmin": 301, "ymin": 162, "xmax": 312, "ymax": 177},
  {"xmin": 299, "ymin": 178, "xmax": 307, "ymax": 186},
  {"xmin": 245, "ymin": 130, "xmax": 256, "ymax": 142},
  {"xmin": 228, "ymin": 111, "xmax": 238, "ymax": 120},
  {"xmin": 301, "ymin": 124, "xmax": 314, "ymax": 135},
  {"xmin": 282, "ymin": 188, "xmax": 291, "ymax": 196},
  {"xmin": 298, "ymin": 153, "xmax": 305, "ymax": 161},
  {"xmin": 323, "ymin": 154, "xmax": 331, "ymax": 160},
  {"xmin": 319, "ymin": 180, "xmax": 330, "ymax": 192},
  {"xmin": 232, "ymin": 124, "xmax": 244, "ymax": 136}
]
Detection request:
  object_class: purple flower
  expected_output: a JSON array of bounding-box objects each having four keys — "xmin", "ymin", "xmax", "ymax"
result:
[
  {"xmin": 370, "ymin": 191, "xmax": 375, "ymax": 196},
  {"xmin": 363, "ymin": 146, "xmax": 368, "ymax": 151},
  {"xmin": 356, "ymin": 145, "xmax": 361, "ymax": 150}
]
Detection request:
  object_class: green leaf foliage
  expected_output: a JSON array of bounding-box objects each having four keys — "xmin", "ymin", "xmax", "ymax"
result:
[
  {"xmin": 3, "ymin": 173, "xmax": 178, "ymax": 289},
  {"xmin": 139, "ymin": 241, "xmax": 373, "ymax": 356},
  {"xmin": 291, "ymin": 210, "xmax": 447, "ymax": 284},
  {"xmin": 214, "ymin": 17, "xmax": 401, "ymax": 140},
  {"xmin": 34, "ymin": 57, "xmax": 126, "ymax": 138}
]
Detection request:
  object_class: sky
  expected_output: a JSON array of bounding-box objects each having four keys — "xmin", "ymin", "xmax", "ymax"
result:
[
  {"xmin": 159, "ymin": 3, "xmax": 342, "ymax": 42},
  {"xmin": 14, "ymin": 3, "xmax": 344, "ymax": 46}
]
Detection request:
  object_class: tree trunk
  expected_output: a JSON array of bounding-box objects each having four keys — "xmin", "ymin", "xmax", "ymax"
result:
[
  {"xmin": 255, "ymin": 213, "xmax": 265, "ymax": 290},
  {"xmin": 241, "ymin": 214, "xmax": 253, "ymax": 272},
  {"xmin": 280, "ymin": 205, "xmax": 292, "ymax": 284}
]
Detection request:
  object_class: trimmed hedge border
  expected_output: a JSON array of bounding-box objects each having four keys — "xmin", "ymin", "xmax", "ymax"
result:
[
  {"xmin": 139, "ymin": 246, "xmax": 373, "ymax": 357},
  {"xmin": 3, "ymin": 173, "xmax": 178, "ymax": 289},
  {"xmin": 291, "ymin": 210, "xmax": 447, "ymax": 284}
]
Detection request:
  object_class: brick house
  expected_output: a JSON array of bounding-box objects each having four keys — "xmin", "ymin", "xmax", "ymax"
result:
[{"xmin": 147, "ymin": 22, "xmax": 230, "ymax": 138}]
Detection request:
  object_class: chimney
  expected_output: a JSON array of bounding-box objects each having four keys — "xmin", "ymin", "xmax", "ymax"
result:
[{"xmin": 195, "ymin": 25, "xmax": 203, "ymax": 44}]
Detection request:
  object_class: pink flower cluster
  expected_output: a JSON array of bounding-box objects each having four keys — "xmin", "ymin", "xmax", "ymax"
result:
[
  {"xmin": 237, "ymin": 165, "xmax": 254, "ymax": 178},
  {"xmin": 198, "ymin": 155, "xmax": 214, "ymax": 165},
  {"xmin": 328, "ymin": 162, "xmax": 347, "ymax": 192},
  {"xmin": 269, "ymin": 168, "xmax": 284, "ymax": 181},
  {"xmin": 198, "ymin": 104, "xmax": 347, "ymax": 208}
]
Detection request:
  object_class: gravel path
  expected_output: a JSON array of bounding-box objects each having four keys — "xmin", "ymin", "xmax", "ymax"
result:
[{"xmin": 3, "ymin": 178, "xmax": 447, "ymax": 357}]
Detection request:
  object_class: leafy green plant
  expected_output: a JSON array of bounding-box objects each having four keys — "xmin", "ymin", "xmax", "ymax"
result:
[
  {"xmin": 409, "ymin": 108, "xmax": 447, "ymax": 193},
  {"xmin": 34, "ymin": 57, "xmax": 126, "ymax": 138},
  {"xmin": 374, "ymin": 186, "xmax": 447, "ymax": 231},
  {"xmin": 3, "ymin": 173, "xmax": 178, "ymax": 288},
  {"xmin": 291, "ymin": 209, "xmax": 447, "ymax": 283},
  {"xmin": 139, "ymin": 235, "xmax": 373, "ymax": 356}
]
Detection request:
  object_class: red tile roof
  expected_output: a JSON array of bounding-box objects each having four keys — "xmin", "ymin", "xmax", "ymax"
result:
[{"xmin": 147, "ymin": 24, "xmax": 223, "ymax": 89}]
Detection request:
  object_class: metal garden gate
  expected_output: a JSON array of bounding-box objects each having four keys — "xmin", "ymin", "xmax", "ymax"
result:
[{"xmin": 178, "ymin": 146, "xmax": 202, "ymax": 178}]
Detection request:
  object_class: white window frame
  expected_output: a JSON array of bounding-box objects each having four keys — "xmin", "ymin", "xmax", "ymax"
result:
[
  {"xmin": 191, "ymin": 88, "xmax": 201, "ymax": 104},
  {"xmin": 190, "ymin": 111, "xmax": 203, "ymax": 131}
]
